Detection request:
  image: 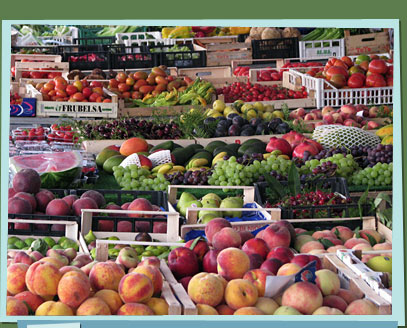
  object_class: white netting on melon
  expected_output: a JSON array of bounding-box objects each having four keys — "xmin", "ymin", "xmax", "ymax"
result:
[
  {"xmin": 120, "ymin": 153, "xmax": 141, "ymax": 168},
  {"xmin": 148, "ymin": 150, "xmax": 173, "ymax": 167},
  {"xmin": 312, "ymin": 125, "xmax": 381, "ymax": 149}
]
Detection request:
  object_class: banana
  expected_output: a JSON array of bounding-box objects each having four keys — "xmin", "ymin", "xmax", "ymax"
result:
[
  {"xmin": 212, "ymin": 152, "xmax": 228, "ymax": 167},
  {"xmin": 171, "ymin": 165, "xmax": 186, "ymax": 172},
  {"xmin": 278, "ymin": 155, "xmax": 290, "ymax": 160},
  {"xmin": 157, "ymin": 163, "xmax": 173, "ymax": 174},
  {"xmin": 189, "ymin": 158, "xmax": 209, "ymax": 168},
  {"xmin": 263, "ymin": 153, "xmax": 272, "ymax": 159},
  {"xmin": 152, "ymin": 163, "xmax": 167, "ymax": 174},
  {"xmin": 271, "ymin": 150, "xmax": 282, "ymax": 156}
]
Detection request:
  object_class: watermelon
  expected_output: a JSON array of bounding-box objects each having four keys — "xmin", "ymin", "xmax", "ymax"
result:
[{"xmin": 9, "ymin": 151, "xmax": 83, "ymax": 189}]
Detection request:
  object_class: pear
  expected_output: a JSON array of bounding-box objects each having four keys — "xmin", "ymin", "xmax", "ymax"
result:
[
  {"xmin": 199, "ymin": 210, "xmax": 220, "ymax": 220},
  {"xmin": 220, "ymin": 197, "xmax": 244, "ymax": 218},
  {"xmin": 84, "ymin": 230, "xmax": 96, "ymax": 245},
  {"xmin": 176, "ymin": 192, "xmax": 197, "ymax": 211},
  {"xmin": 201, "ymin": 199, "xmax": 219, "ymax": 209},
  {"xmin": 201, "ymin": 193, "xmax": 222, "ymax": 207},
  {"xmin": 198, "ymin": 213, "xmax": 218, "ymax": 224},
  {"xmin": 180, "ymin": 200, "xmax": 202, "ymax": 217}
]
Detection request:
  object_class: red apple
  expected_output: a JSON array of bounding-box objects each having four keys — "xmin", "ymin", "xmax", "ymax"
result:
[
  {"xmin": 260, "ymin": 258, "xmax": 283, "ymax": 275},
  {"xmin": 266, "ymin": 246, "xmax": 295, "ymax": 264},
  {"xmin": 168, "ymin": 247, "xmax": 199, "ymax": 279},
  {"xmin": 185, "ymin": 239, "xmax": 209, "ymax": 261},
  {"xmin": 202, "ymin": 249, "xmax": 220, "ymax": 273},
  {"xmin": 242, "ymin": 238, "xmax": 270, "ymax": 260},
  {"xmin": 340, "ymin": 104, "xmax": 357, "ymax": 116}
]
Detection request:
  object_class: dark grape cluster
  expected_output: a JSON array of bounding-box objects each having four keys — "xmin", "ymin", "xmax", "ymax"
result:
[
  {"xmin": 366, "ymin": 144, "xmax": 393, "ymax": 167},
  {"xmin": 236, "ymin": 153, "xmax": 264, "ymax": 165},
  {"xmin": 79, "ymin": 118, "xmax": 183, "ymax": 140},
  {"xmin": 257, "ymin": 170, "xmax": 287, "ymax": 182},
  {"xmin": 166, "ymin": 169, "xmax": 211, "ymax": 185},
  {"xmin": 306, "ymin": 146, "xmax": 349, "ymax": 161}
]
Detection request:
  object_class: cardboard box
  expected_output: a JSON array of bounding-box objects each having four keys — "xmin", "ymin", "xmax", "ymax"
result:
[{"xmin": 345, "ymin": 29, "xmax": 390, "ymax": 56}]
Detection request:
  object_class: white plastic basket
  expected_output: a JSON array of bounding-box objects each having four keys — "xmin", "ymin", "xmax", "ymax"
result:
[
  {"xmin": 299, "ymin": 39, "xmax": 345, "ymax": 61},
  {"xmin": 286, "ymin": 67, "xmax": 393, "ymax": 108},
  {"xmin": 116, "ymin": 31, "xmax": 163, "ymax": 44}
]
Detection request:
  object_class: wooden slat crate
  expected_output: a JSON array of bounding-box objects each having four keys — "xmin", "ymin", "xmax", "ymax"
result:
[
  {"xmin": 345, "ymin": 29, "xmax": 391, "ymax": 56},
  {"xmin": 323, "ymin": 252, "xmax": 391, "ymax": 314},
  {"xmin": 377, "ymin": 222, "xmax": 392, "ymax": 243},
  {"xmin": 248, "ymin": 68, "xmax": 282, "ymax": 86},
  {"xmin": 201, "ymin": 42, "xmax": 252, "ymax": 67},
  {"xmin": 11, "ymin": 54, "xmax": 62, "ymax": 69},
  {"xmin": 15, "ymin": 61, "xmax": 69, "ymax": 81}
]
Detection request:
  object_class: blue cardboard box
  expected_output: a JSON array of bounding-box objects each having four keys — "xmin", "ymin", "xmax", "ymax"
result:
[{"xmin": 10, "ymin": 97, "xmax": 36, "ymax": 117}]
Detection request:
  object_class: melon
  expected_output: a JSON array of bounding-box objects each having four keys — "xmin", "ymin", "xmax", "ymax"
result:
[{"xmin": 9, "ymin": 151, "xmax": 82, "ymax": 189}]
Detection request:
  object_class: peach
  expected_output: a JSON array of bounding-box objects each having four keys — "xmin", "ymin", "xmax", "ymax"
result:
[
  {"xmin": 224, "ymin": 279, "xmax": 258, "ymax": 310},
  {"xmin": 282, "ymin": 281, "xmax": 323, "ymax": 314},
  {"xmin": 261, "ymin": 224, "xmax": 291, "ymax": 249},
  {"xmin": 277, "ymin": 263, "xmax": 301, "ymax": 276},
  {"xmin": 76, "ymin": 297, "xmax": 111, "ymax": 315},
  {"xmin": 239, "ymin": 231, "xmax": 254, "ymax": 244},
  {"xmin": 322, "ymin": 237, "xmax": 343, "ymax": 246},
  {"xmin": 216, "ymin": 304, "xmax": 235, "ymax": 315},
  {"xmin": 312, "ymin": 306, "xmax": 344, "ymax": 315},
  {"xmin": 273, "ymin": 294, "xmax": 283, "ymax": 306},
  {"xmin": 331, "ymin": 226, "xmax": 354, "ymax": 242},
  {"xmin": 217, "ymin": 247, "xmax": 250, "ymax": 281},
  {"xmin": 205, "ymin": 218, "xmax": 232, "ymax": 244},
  {"xmin": 323, "ymin": 295, "xmax": 348, "ymax": 312},
  {"xmin": 273, "ymin": 305, "xmax": 302, "ymax": 315},
  {"xmin": 7, "ymin": 263, "xmax": 29, "ymax": 295},
  {"xmin": 188, "ymin": 272, "xmax": 224, "ymax": 307},
  {"xmin": 344, "ymin": 238, "xmax": 369, "ymax": 249},
  {"xmin": 345, "ymin": 299, "xmax": 379, "ymax": 315},
  {"xmin": 255, "ymin": 297, "xmax": 279, "ymax": 315},
  {"xmin": 117, "ymin": 303, "xmax": 154, "ymax": 315},
  {"xmin": 315, "ymin": 269, "xmax": 340, "ymax": 296},
  {"xmin": 212, "ymin": 227, "xmax": 242, "ymax": 250},
  {"xmin": 373, "ymin": 242, "xmax": 392, "ymax": 257},
  {"xmin": 25, "ymin": 261, "xmax": 62, "ymax": 298},
  {"xmin": 234, "ymin": 307, "xmax": 264, "ymax": 315},
  {"xmin": 300, "ymin": 241, "xmax": 324, "ymax": 253},
  {"xmin": 242, "ymin": 238, "xmax": 270, "ymax": 260},
  {"xmin": 358, "ymin": 229, "xmax": 384, "ymax": 245},
  {"xmin": 57, "ymin": 271, "xmax": 91, "ymax": 308},
  {"xmin": 6, "ymin": 296, "xmax": 29, "ymax": 315},
  {"xmin": 352, "ymin": 244, "xmax": 373, "ymax": 252},
  {"xmin": 291, "ymin": 254, "xmax": 322, "ymax": 270},
  {"xmin": 35, "ymin": 301, "xmax": 74, "ymax": 316},
  {"xmin": 133, "ymin": 265, "xmax": 163, "ymax": 295},
  {"xmin": 295, "ymin": 228, "xmax": 307, "ymax": 235},
  {"xmin": 327, "ymin": 245, "xmax": 347, "ymax": 253},
  {"xmin": 118, "ymin": 273, "xmax": 154, "ymax": 304},
  {"xmin": 95, "ymin": 289, "xmax": 123, "ymax": 314},
  {"xmin": 208, "ymin": 273, "xmax": 228, "ymax": 289},
  {"xmin": 14, "ymin": 251, "xmax": 34, "ymax": 266},
  {"xmin": 185, "ymin": 239, "xmax": 210, "ymax": 261},
  {"xmin": 260, "ymin": 258, "xmax": 282, "ymax": 275},
  {"xmin": 197, "ymin": 304, "xmax": 219, "ymax": 315},
  {"xmin": 59, "ymin": 266, "xmax": 84, "ymax": 276},
  {"xmin": 337, "ymin": 288, "xmax": 361, "ymax": 304},
  {"xmin": 138, "ymin": 257, "xmax": 161, "ymax": 268},
  {"xmin": 243, "ymin": 269, "xmax": 272, "ymax": 297},
  {"xmin": 89, "ymin": 262, "xmax": 125, "ymax": 291},
  {"xmin": 39, "ymin": 257, "xmax": 65, "ymax": 269},
  {"xmin": 309, "ymin": 249, "xmax": 328, "ymax": 255},
  {"xmin": 312, "ymin": 230, "xmax": 336, "ymax": 240},
  {"xmin": 294, "ymin": 235, "xmax": 315, "ymax": 252},
  {"xmin": 14, "ymin": 291, "xmax": 44, "ymax": 312},
  {"xmin": 81, "ymin": 261, "xmax": 97, "ymax": 276},
  {"xmin": 146, "ymin": 297, "xmax": 169, "ymax": 315},
  {"xmin": 266, "ymin": 246, "xmax": 294, "ymax": 264}
]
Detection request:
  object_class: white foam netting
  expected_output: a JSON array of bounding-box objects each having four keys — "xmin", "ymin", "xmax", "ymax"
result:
[
  {"xmin": 148, "ymin": 150, "xmax": 173, "ymax": 167},
  {"xmin": 120, "ymin": 153, "xmax": 141, "ymax": 168},
  {"xmin": 312, "ymin": 125, "xmax": 381, "ymax": 149}
]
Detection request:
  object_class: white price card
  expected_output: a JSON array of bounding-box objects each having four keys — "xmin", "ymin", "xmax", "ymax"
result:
[{"xmin": 27, "ymin": 324, "xmax": 81, "ymax": 328}]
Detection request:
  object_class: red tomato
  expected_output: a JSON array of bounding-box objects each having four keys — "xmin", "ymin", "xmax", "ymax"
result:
[
  {"xmin": 66, "ymin": 85, "xmax": 78, "ymax": 96},
  {"xmin": 73, "ymin": 93, "xmax": 85, "ymax": 101},
  {"xmin": 82, "ymin": 87, "xmax": 92, "ymax": 99},
  {"xmin": 109, "ymin": 79, "xmax": 119, "ymax": 88},
  {"xmin": 368, "ymin": 59, "xmax": 388, "ymax": 75},
  {"xmin": 325, "ymin": 66, "xmax": 349, "ymax": 80},
  {"xmin": 365, "ymin": 73, "xmax": 387, "ymax": 87},
  {"xmin": 347, "ymin": 74, "xmax": 365, "ymax": 88},
  {"xmin": 90, "ymin": 81, "xmax": 103, "ymax": 88},
  {"xmin": 89, "ymin": 93, "xmax": 100, "ymax": 102}
]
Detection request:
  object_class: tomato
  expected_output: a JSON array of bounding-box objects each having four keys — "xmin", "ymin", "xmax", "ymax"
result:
[
  {"xmin": 325, "ymin": 66, "xmax": 349, "ymax": 81},
  {"xmin": 368, "ymin": 59, "xmax": 388, "ymax": 75},
  {"xmin": 341, "ymin": 56, "xmax": 353, "ymax": 68},
  {"xmin": 347, "ymin": 74, "xmax": 365, "ymax": 88},
  {"xmin": 109, "ymin": 79, "xmax": 119, "ymax": 88},
  {"xmin": 30, "ymin": 71, "xmax": 43, "ymax": 79},
  {"xmin": 89, "ymin": 93, "xmax": 100, "ymax": 102},
  {"xmin": 82, "ymin": 87, "xmax": 92, "ymax": 99},
  {"xmin": 365, "ymin": 73, "xmax": 387, "ymax": 87},
  {"xmin": 72, "ymin": 93, "xmax": 85, "ymax": 101},
  {"xmin": 66, "ymin": 85, "xmax": 78, "ymax": 96},
  {"xmin": 92, "ymin": 87, "xmax": 104, "ymax": 95},
  {"xmin": 386, "ymin": 75, "xmax": 393, "ymax": 86},
  {"xmin": 90, "ymin": 81, "xmax": 103, "ymax": 88},
  {"xmin": 116, "ymin": 72, "xmax": 127, "ymax": 83},
  {"xmin": 333, "ymin": 59, "xmax": 348, "ymax": 70}
]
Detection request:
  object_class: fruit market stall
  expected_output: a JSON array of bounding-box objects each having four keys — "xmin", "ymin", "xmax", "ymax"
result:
[{"xmin": 7, "ymin": 24, "xmax": 393, "ymax": 318}]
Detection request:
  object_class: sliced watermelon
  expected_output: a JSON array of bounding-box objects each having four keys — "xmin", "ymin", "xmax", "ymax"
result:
[{"xmin": 10, "ymin": 151, "xmax": 83, "ymax": 189}]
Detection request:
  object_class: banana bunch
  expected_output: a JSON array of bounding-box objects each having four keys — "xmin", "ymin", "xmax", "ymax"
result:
[
  {"xmin": 263, "ymin": 150, "xmax": 290, "ymax": 160},
  {"xmin": 186, "ymin": 158, "xmax": 209, "ymax": 170},
  {"xmin": 212, "ymin": 152, "xmax": 228, "ymax": 167},
  {"xmin": 152, "ymin": 163, "xmax": 186, "ymax": 175}
]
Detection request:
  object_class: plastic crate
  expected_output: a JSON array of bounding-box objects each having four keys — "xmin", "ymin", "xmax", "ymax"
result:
[
  {"xmin": 110, "ymin": 46, "xmax": 157, "ymax": 69},
  {"xmin": 116, "ymin": 31, "xmax": 163, "ymax": 45},
  {"xmin": 252, "ymin": 37, "xmax": 299, "ymax": 60},
  {"xmin": 77, "ymin": 26, "xmax": 105, "ymax": 39},
  {"xmin": 299, "ymin": 39, "xmax": 345, "ymax": 61},
  {"xmin": 254, "ymin": 177, "xmax": 350, "ymax": 206},
  {"xmin": 74, "ymin": 36, "xmax": 116, "ymax": 46},
  {"xmin": 64, "ymin": 51, "xmax": 110, "ymax": 70},
  {"xmin": 11, "ymin": 46, "xmax": 58, "ymax": 55},
  {"xmin": 147, "ymin": 44, "xmax": 206, "ymax": 68}
]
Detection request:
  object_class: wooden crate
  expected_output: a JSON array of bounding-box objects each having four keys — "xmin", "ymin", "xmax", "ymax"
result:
[
  {"xmin": 203, "ymin": 42, "xmax": 252, "ymax": 67},
  {"xmin": 377, "ymin": 222, "xmax": 392, "ymax": 243},
  {"xmin": 248, "ymin": 68, "xmax": 282, "ymax": 86},
  {"xmin": 194, "ymin": 36, "xmax": 238, "ymax": 46},
  {"xmin": 345, "ymin": 29, "xmax": 391, "ymax": 56},
  {"xmin": 80, "ymin": 208, "xmax": 182, "ymax": 248},
  {"xmin": 323, "ymin": 252, "xmax": 391, "ymax": 314},
  {"xmin": 11, "ymin": 54, "xmax": 62, "ymax": 68},
  {"xmin": 82, "ymin": 138, "xmax": 196, "ymax": 154},
  {"xmin": 15, "ymin": 61, "xmax": 69, "ymax": 81},
  {"xmin": 219, "ymin": 94, "xmax": 316, "ymax": 109},
  {"xmin": 118, "ymin": 100, "xmax": 205, "ymax": 117},
  {"xmin": 336, "ymin": 249, "xmax": 392, "ymax": 305},
  {"xmin": 8, "ymin": 218, "xmax": 87, "ymax": 254},
  {"xmin": 25, "ymin": 84, "xmax": 119, "ymax": 119}
]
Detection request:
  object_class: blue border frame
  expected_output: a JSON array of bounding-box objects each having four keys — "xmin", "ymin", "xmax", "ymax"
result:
[{"xmin": 1, "ymin": 19, "xmax": 403, "ymax": 326}]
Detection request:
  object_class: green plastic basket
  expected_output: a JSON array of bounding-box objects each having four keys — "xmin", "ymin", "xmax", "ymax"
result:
[{"xmin": 348, "ymin": 185, "xmax": 392, "ymax": 193}]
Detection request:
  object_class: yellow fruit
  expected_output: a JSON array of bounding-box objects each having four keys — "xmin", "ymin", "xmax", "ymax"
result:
[
  {"xmin": 211, "ymin": 112, "xmax": 224, "ymax": 118},
  {"xmin": 262, "ymin": 112, "xmax": 274, "ymax": 121},
  {"xmin": 206, "ymin": 109, "xmax": 215, "ymax": 117},
  {"xmin": 253, "ymin": 102, "xmax": 265, "ymax": 112},
  {"xmin": 366, "ymin": 256, "xmax": 392, "ymax": 273},
  {"xmin": 265, "ymin": 105, "xmax": 275, "ymax": 112},
  {"xmin": 381, "ymin": 135, "xmax": 393, "ymax": 145},
  {"xmin": 246, "ymin": 109, "xmax": 258, "ymax": 120},
  {"xmin": 223, "ymin": 106, "xmax": 234, "ymax": 116},
  {"xmin": 272, "ymin": 111, "xmax": 284, "ymax": 119},
  {"xmin": 213, "ymin": 100, "xmax": 226, "ymax": 112},
  {"xmin": 241, "ymin": 103, "xmax": 254, "ymax": 114},
  {"xmin": 376, "ymin": 125, "xmax": 393, "ymax": 138}
]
